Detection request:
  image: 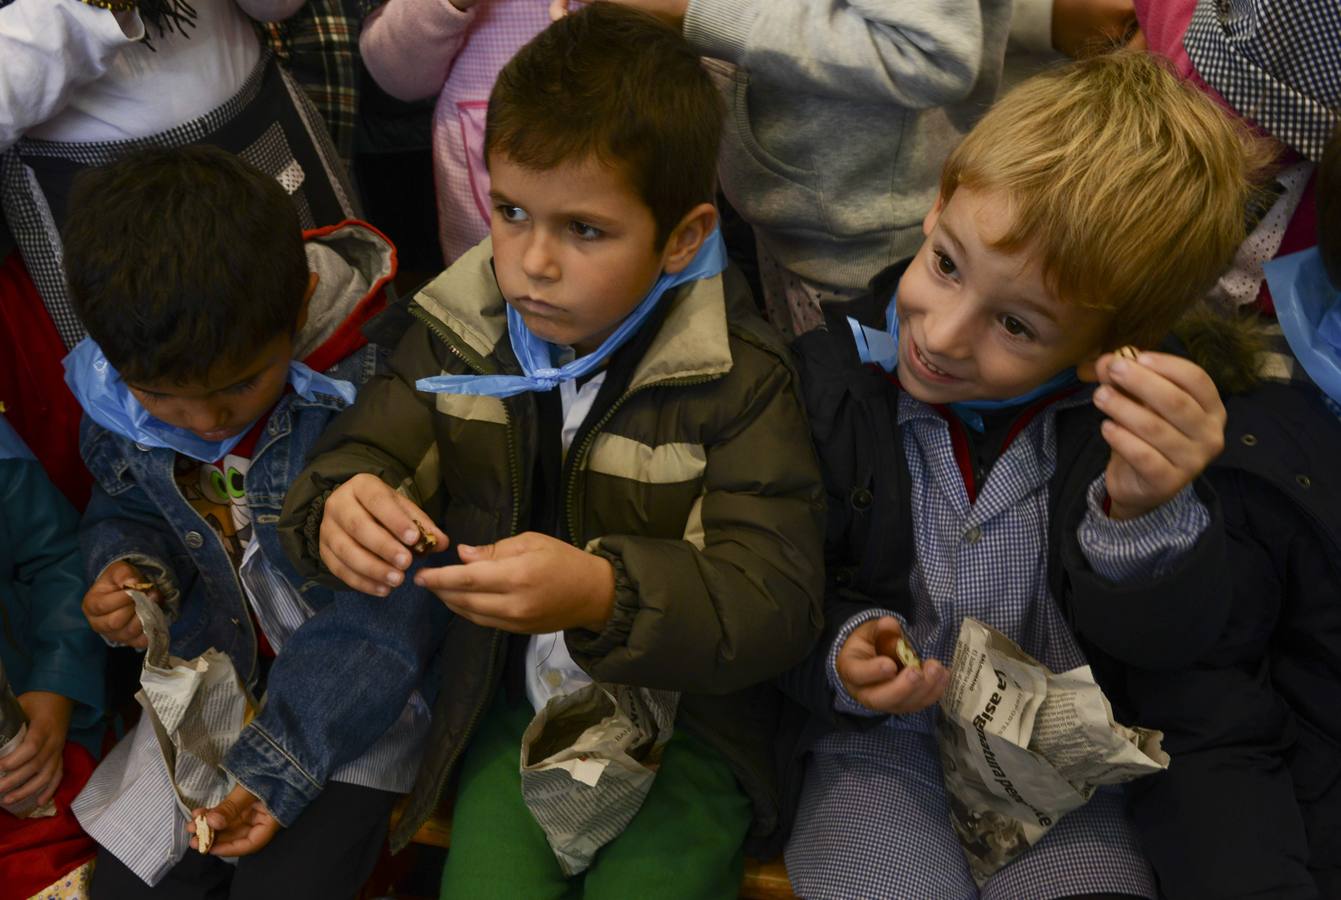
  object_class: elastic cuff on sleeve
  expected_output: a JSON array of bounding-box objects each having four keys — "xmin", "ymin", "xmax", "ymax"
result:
[
  {"xmin": 95, "ymin": 553, "xmax": 182, "ymax": 620},
  {"xmin": 684, "ymin": 0, "xmax": 759, "ymax": 62},
  {"xmin": 224, "ymin": 723, "xmax": 323, "ymax": 828},
  {"xmin": 565, "ymin": 548, "xmax": 637, "ymax": 660},
  {"xmin": 1077, "ymin": 477, "xmax": 1210, "ymax": 583},
  {"xmin": 827, "ymin": 608, "xmax": 905, "ymax": 717}
]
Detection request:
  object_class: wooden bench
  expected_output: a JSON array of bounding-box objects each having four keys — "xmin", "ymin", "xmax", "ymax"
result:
[{"xmin": 397, "ymin": 809, "xmax": 796, "ymax": 899}]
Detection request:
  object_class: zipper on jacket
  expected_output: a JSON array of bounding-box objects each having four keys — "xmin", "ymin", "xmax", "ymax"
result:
[
  {"xmin": 561, "ymin": 374, "xmax": 720, "ymax": 547},
  {"xmin": 409, "ymin": 305, "xmax": 524, "ymax": 535},
  {"xmin": 406, "ymin": 304, "xmax": 520, "ymax": 820}
]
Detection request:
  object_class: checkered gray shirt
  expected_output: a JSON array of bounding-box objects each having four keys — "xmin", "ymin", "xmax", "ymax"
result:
[
  {"xmin": 787, "ymin": 391, "xmax": 1209, "ymax": 899},
  {"xmin": 1184, "ymin": 0, "xmax": 1341, "ymax": 162}
]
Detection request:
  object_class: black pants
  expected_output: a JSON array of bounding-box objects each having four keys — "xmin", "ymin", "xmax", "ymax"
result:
[{"xmin": 90, "ymin": 781, "xmax": 398, "ymax": 900}]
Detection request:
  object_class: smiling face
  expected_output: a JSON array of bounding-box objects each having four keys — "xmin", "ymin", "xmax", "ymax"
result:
[
  {"xmin": 894, "ymin": 186, "xmax": 1109, "ymax": 405},
  {"xmin": 487, "ymin": 151, "xmax": 684, "ymax": 356},
  {"xmin": 125, "ymin": 333, "xmax": 293, "ymax": 442}
]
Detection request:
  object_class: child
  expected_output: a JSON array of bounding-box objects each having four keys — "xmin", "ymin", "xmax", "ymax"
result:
[
  {"xmin": 1120, "ymin": 125, "xmax": 1341, "ymax": 899},
  {"xmin": 554, "ymin": 0, "xmax": 1012, "ymax": 339},
  {"xmin": 359, "ymin": 0, "xmax": 558, "ymax": 264},
  {"xmin": 278, "ymin": 6, "xmax": 825, "ymax": 897},
  {"xmin": 782, "ymin": 52, "xmax": 1266, "ymax": 898},
  {"xmin": 0, "ymin": 414, "xmax": 104, "ymax": 898},
  {"xmin": 64, "ymin": 146, "xmax": 446, "ymax": 898}
]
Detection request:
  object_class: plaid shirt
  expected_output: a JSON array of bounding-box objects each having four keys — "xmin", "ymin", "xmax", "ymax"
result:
[
  {"xmin": 1184, "ymin": 0, "xmax": 1341, "ymax": 162},
  {"xmin": 259, "ymin": 0, "xmax": 375, "ymax": 162},
  {"xmin": 787, "ymin": 391, "xmax": 1209, "ymax": 899}
]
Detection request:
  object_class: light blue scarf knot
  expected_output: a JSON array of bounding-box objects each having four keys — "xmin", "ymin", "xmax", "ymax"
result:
[{"xmin": 416, "ymin": 229, "xmax": 728, "ymax": 399}]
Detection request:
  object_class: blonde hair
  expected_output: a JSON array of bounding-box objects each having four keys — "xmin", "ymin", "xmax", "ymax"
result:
[{"xmin": 940, "ymin": 51, "xmax": 1273, "ymax": 349}]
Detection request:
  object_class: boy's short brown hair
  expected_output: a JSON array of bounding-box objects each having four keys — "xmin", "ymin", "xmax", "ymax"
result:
[
  {"xmin": 484, "ymin": 3, "xmax": 722, "ymax": 248},
  {"xmin": 939, "ymin": 51, "xmax": 1272, "ymax": 349}
]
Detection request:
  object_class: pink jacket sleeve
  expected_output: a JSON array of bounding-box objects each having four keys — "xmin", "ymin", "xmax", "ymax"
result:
[{"xmin": 359, "ymin": 0, "xmax": 475, "ymax": 102}]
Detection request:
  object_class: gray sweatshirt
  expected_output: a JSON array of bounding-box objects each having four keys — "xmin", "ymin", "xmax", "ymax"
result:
[{"xmin": 684, "ymin": 0, "xmax": 1013, "ymax": 290}]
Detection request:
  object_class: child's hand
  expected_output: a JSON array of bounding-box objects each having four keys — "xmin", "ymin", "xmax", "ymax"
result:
[
  {"xmin": 1090, "ymin": 350, "xmax": 1225, "ymax": 521},
  {"xmin": 189, "ymin": 784, "xmax": 280, "ymax": 857},
  {"xmin": 836, "ymin": 617, "xmax": 948, "ymax": 715},
  {"xmin": 0, "ymin": 692, "xmax": 72, "ymax": 808},
  {"xmin": 82, "ymin": 559, "xmax": 155, "ymax": 649},
  {"xmin": 319, "ymin": 474, "xmax": 449, "ymax": 596},
  {"xmin": 414, "ymin": 532, "xmax": 616, "ymax": 633}
]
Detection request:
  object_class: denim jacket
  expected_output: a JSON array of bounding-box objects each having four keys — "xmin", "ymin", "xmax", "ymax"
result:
[
  {"xmin": 76, "ymin": 222, "xmax": 451, "ymax": 824},
  {"xmin": 79, "ymin": 347, "xmax": 450, "ymax": 823}
]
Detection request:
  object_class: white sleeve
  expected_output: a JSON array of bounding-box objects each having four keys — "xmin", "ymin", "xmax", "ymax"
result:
[{"xmin": 0, "ymin": 0, "xmax": 144, "ymax": 151}]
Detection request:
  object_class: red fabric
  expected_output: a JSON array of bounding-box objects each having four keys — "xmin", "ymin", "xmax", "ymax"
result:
[
  {"xmin": 298, "ymin": 220, "xmax": 395, "ymax": 374},
  {"xmin": 0, "ymin": 252, "xmax": 92, "ymax": 510},
  {"xmin": 0, "ymin": 742, "xmax": 97, "ymax": 899}
]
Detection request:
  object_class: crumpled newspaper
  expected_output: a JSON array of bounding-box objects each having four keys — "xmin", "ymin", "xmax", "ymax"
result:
[
  {"xmin": 73, "ymin": 590, "xmax": 253, "ymax": 885},
  {"xmin": 520, "ymin": 683, "xmax": 678, "ymax": 876},
  {"xmin": 937, "ymin": 617, "xmax": 1169, "ymax": 884}
]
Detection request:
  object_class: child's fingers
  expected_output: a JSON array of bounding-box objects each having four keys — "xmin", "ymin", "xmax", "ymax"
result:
[
  {"xmin": 549, "ymin": 0, "xmax": 570, "ymax": 20},
  {"xmin": 1100, "ymin": 420, "xmax": 1179, "ymax": 495},
  {"xmin": 870, "ymin": 617, "xmax": 905, "ymax": 660},
  {"xmin": 1093, "ymin": 385, "xmax": 1184, "ymax": 466},
  {"xmin": 1105, "ymin": 354, "xmax": 1224, "ymax": 438},
  {"xmin": 83, "ymin": 586, "xmax": 135, "ymax": 618},
  {"xmin": 0, "ymin": 756, "xmax": 43, "ymax": 804},
  {"xmin": 319, "ymin": 537, "xmax": 397, "ymax": 597},
  {"xmin": 840, "ymin": 653, "xmax": 898, "ymax": 689},
  {"xmin": 857, "ymin": 661, "xmax": 948, "ymax": 714},
  {"xmin": 414, "ymin": 560, "xmax": 512, "ymax": 595}
]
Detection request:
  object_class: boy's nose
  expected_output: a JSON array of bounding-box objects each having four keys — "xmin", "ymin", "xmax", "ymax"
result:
[
  {"xmin": 184, "ymin": 403, "xmax": 230, "ymax": 434},
  {"xmin": 920, "ymin": 304, "xmax": 976, "ymax": 360},
  {"xmin": 521, "ymin": 232, "xmax": 560, "ymax": 282}
]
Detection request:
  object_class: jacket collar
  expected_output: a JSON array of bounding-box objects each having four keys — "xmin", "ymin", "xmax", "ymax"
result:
[{"xmin": 413, "ymin": 238, "xmax": 734, "ymax": 392}]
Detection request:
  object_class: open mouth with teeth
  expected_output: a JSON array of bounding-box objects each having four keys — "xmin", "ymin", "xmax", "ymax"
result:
[{"xmin": 912, "ymin": 340, "xmax": 958, "ymax": 380}]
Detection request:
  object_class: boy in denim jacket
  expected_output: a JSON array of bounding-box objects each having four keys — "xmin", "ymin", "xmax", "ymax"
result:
[{"xmin": 66, "ymin": 146, "xmax": 448, "ymax": 897}]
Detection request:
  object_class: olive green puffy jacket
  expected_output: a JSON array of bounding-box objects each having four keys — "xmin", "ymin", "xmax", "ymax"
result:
[{"xmin": 278, "ymin": 239, "xmax": 825, "ymax": 851}]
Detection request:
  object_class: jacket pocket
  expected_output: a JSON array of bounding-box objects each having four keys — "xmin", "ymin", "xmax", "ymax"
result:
[{"xmin": 82, "ymin": 430, "xmax": 137, "ymax": 497}]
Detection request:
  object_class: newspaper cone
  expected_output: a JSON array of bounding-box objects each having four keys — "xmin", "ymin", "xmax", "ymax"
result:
[
  {"xmin": 520, "ymin": 683, "xmax": 678, "ymax": 875},
  {"xmin": 937, "ymin": 618, "xmax": 1168, "ymax": 884},
  {"xmin": 73, "ymin": 590, "xmax": 255, "ymax": 884}
]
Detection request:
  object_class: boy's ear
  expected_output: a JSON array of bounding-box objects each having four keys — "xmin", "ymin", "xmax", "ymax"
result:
[
  {"xmin": 295, "ymin": 272, "xmax": 318, "ymax": 333},
  {"xmin": 1075, "ymin": 349, "xmax": 1102, "ymax": 383},
  {"xmin": 660, "ymin": 203, "xmax": 719, "ymax": 274}
]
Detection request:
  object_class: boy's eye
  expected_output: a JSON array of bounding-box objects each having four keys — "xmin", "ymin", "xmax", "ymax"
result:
[
  {"xmin": 933, "ymin": 249, "xmax": 957, "ymax": 277},
  {"xmin": 569, "ymin": 221, "xmax": 603, "ymax": 241},
  {"xmin": 496, "ymin": 204, "xmax": 528, "ymax": 223},
  {"xmin": 999, "ymin": 314, "xmax": 1034, "ymax": 340},
  {"xmin": 223, "ymin": 378, "xmax": 260, "ymax": 396}
]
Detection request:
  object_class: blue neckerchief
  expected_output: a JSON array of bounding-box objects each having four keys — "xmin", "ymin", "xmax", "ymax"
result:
[
  {"xmin": 62, "ymin": 338, "xmax": 356, "ymax": 463},
  {"xmin": 415, "ymin": 229, "xmax": 729, "ymax": 399},
  {"xmin": 0, "ymin": 415, "xmax": 35, "ymax": 462},
  {"xmin": 1266, "ymin": 246, "xmax": 1341, "ymax": 407},
  {"xmin": 847, "ymin": 292, "xmax": 1078, "ymax": 432}
]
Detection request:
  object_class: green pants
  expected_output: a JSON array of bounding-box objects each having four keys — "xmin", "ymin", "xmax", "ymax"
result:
[{"xmin": 439, "ymin": 692, "xmax": 753, "ymax": 899}]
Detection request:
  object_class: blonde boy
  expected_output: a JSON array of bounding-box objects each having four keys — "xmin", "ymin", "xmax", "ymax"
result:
[{"xmin": 784, "ymin": 52, "xmax": 1267, "ymax": 898}]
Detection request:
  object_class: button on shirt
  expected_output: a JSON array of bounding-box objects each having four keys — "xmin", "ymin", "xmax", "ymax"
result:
[{"xmin": 525, "ymin": 356, "xmax": 608, "ymax": 712}]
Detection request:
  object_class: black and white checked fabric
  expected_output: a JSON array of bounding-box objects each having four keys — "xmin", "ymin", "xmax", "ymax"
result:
[
  {"xmin": 1184, "ymin": 0, "xmax": 1341, "ymax": 162},
  {"xmin": 0, "ymin": 49, "xmax": 356, "ymax": 349},
  {"xmin": 787, "ymin": 392, "xmax": 1210, "ymax": 898}
]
